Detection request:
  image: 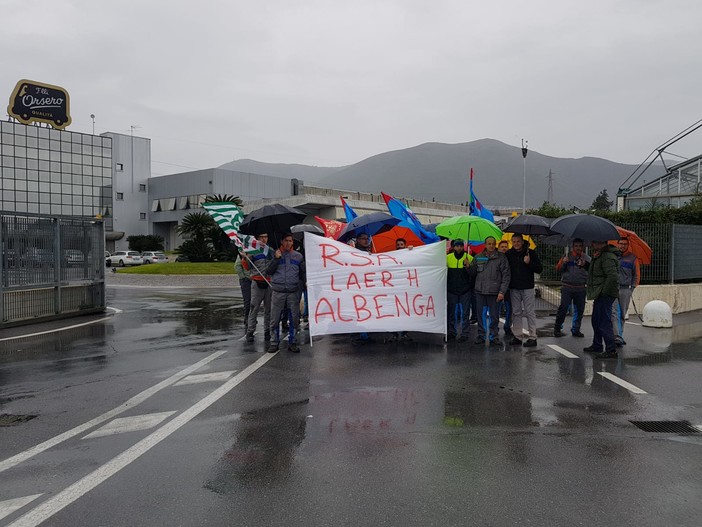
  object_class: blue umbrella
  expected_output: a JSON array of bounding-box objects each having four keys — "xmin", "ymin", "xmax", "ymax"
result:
[{"xmin": 337, "ymin": 212, "xmax": 400, "ymax": 242}]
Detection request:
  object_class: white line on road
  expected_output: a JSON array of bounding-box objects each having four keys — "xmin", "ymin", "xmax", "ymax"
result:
[
  {"xmin": 625, "ymin": 321, "xmax": 642, "ymax": 326},
  {"xmin": 547, "ymin": 344, "xmax": 579, "ymax": 359},
  {"xmin": 597, "ymin": 372, "xmax": 648, "ymax": 394},
  {"xmin": 0, "ymin": 495, "xmax": 42, "ymax": 522},
  {"xmin": 174, "ymin": 371, "xmax": 236, "ymax": 386},
  {"xmin": 82, "ymin": 412, "xmax": 176, "ymax": 440},
  {"xmin": 8, "ymin": 352, "xmax": 276, "ymax": 527},
  {"xmin": 0, "ymin": 349, "xmax": 230, "ymax": 474}
]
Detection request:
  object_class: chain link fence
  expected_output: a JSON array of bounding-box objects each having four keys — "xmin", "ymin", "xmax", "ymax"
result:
[{"xmin": 0, "ymin": 212, "xmax": 105, "ymax": 328}]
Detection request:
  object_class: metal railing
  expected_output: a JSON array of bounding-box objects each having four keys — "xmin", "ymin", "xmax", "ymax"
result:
[{"xmin": 0, "ymin": 212, "xmax": 105, "ymax": 328}]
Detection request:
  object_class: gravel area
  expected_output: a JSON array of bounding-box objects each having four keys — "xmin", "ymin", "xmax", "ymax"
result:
[{"xmin": 105, "ymin": 272, "xmax": 239, "ymax": 289}]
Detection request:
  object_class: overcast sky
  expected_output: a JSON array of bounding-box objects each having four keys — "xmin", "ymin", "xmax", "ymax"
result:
[{"xmin": 3, "ymin": 0, "xmax": 701, "ymax": 175}]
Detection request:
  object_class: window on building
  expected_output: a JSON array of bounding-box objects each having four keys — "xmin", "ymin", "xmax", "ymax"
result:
[
  {"xmin": 116, "ymin": 163, "xmax": 123, "ymax": 171},
  {"xmin": 151, "ymin": 199, "xmax": 161, "ymax": 212},
  {"xmin": 139, "ymin": 184, "xmax": 147, "ymax": 192},
  {"xmin": 139, "ymin": 213, "xmax": 146, "ymax": 220},
  {"xmin": 165, "ymin": 197, "xmax": 177, "ymax": 211},
  {"xmin": 116, "ymin": 192, "xmax": 124, "ymax": 200}
]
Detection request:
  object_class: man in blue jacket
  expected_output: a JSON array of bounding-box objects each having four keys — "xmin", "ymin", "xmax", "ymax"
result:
[{"xmin": 267, "ymin": 233, "xmax": 306, "ymax": 353}]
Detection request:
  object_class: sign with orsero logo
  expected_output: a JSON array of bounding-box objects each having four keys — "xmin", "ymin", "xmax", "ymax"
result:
[{"xmin": 8, "ymin": 79, "xmax": 71, "ymax": 130}]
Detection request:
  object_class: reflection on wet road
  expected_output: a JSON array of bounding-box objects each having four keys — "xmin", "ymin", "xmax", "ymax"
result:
[{"xmin": 0, "ymin": 286, "xmax": 701, "ymax": 526}]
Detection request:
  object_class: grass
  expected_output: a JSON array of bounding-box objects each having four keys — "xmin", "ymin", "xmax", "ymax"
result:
[{"xmin": 114, "ymin": 262, "xmax": 235, "ymax": 275}]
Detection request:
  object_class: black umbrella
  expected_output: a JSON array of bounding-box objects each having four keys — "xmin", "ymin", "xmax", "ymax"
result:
[
  {"xmin": 549, "ymin": 214, "xmax": 620, "ymax": 242},
  {"xmin": 239, "ymin": 204, "xmax": 306, "ymax": 243},
  {"xmin": 337, "ymin": 212, "xmax": 400, "ymax": 242},
  {"xmin": 290, "ymin": 223, "xmax": 324, "ymax": 240},
  {"xmin": 504, "ymin": 214, "xmax": 552, "ymax": 236}
]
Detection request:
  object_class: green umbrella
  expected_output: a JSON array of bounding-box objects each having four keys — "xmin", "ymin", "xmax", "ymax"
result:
[{"xmin": 435, "ymin": 215, "xmax": 502, "ymax": 243}]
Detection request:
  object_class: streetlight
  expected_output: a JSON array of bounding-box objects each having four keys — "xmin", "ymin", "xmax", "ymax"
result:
[
  {"xmin": 521, "ymin": 139, "xmax": 528, "ymax": 214},
  {"xmin": 90, "ymin": 114, "xmax": 95, "ymax": 135}
]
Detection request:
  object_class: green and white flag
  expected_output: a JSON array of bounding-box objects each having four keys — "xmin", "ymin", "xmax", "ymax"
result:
[{"xmin": 202, "ymin": 202, "xmax": 268, "ymax": 255}]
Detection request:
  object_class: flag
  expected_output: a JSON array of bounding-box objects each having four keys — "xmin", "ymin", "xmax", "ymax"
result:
[
  {"xmin": 340, "ymin": 196, "xmax": 358, "ymax": 223},
  {"xmin": 381, "ymin": 192, "xmax": 440, "ymax": 244},
  {"xmin": 469, "ymin": 168, "xmax": 495, "ymax": 223},
  {"xmin": 315, "ymin": 216, "xmax": 346, "ymax": 239},
  {"xmin": 202, "ymin": 202, "xmax": 269, "ymax": 255}
]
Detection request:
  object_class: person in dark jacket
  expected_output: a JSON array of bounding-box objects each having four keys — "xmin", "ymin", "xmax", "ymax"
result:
[
  {"xmin": 505, "ymin": 233, "xmax": 543, "ymax": 347},
  {"xmin": 554, "ymin": 238, "xmax": 590, "ymax": 338},
  {"xmin": 446, "ymin": 239, "xmax": 473, "ymax": 342},
  {"xmin": 584, "ymin": 240, "xmax": 619, "ymax": 359},
  {"xmin": 497, "ymin": 240, "xmax": 513, "ymax": 337},
  {"xmin": 267, "ymin": 233, "xmax": 306, "ymax": 353},
  {"xmin": 470, "ymin": 236, "xmax": 511, "ymax": 346}
]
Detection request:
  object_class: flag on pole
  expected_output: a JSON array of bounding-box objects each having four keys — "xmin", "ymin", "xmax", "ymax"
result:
[
  {"xmin": 314, "ymin": 216, "xmax": 346, "ymax": 239},
  {"xmin": 469, "ymin": 168, "xmax": 495, "ymax": 223},
  {"xmin": 202, "ymin": 202, "xmax": 269, "ymax": 255},
  {"xmin": 340, "ymin": 196, "xmax": 358, "ymax": 223},
  {"xmin": 381, "ymin": 192, "xmax": 440, "ymax": 244}
]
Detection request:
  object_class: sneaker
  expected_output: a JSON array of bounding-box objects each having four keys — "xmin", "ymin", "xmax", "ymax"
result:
[
  {"xmin": 473, "ymin": 336, "xmax": 486, "ymax": 345},
  {"xmin": 614, "ymin": 337, "xmax": 626, "ymax": 347},
  {"xmin": 572, "ymin": 331, "xmax": 585, "ymax": 338},
  {"xmin": 523, "ymin": 338, "xmax": 537, "ymax": 347},
  {"xmin": 594, "ymin": 350, "xmax": 618, "ymax": 359},
  {"xmin": 553, "ymin": 329, "xmax": 563, "ymax": 337},
  {"xmin": 245, "ymin": 333, "xmax": 254, "ymax": 343},
  {"xmin": 288, "ymin": 342, "xmax": 300, "ymax": 353},
  {"xmin": 583, "ymin": 345, "xmax": 602, "ymax": 353},
  {"xmin": 490, "ymin": 338, "xmax": 502, "ymax": 346},
  {"xmin": 267, "ymin": 342, "xmax": 279, "ymax": 353},
  {"xmin": 508, "ymin": 337, "xmax": 522, "ymax": 346},
  {"xmin": 470, "ymin": 319, "xmax": 478, "ymax": 325}
]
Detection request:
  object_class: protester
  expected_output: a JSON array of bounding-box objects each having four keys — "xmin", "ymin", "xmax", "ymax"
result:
[
  {"xmin": 234, "ymin": 249, "xmax": 253, "ymax": 334},
  {"xmin": 584, "ymin": 240, "xmax": 620, "ymax": 358},
  {"xmin": 497, "ymin": 240, "xmax": 513, "ymax": 338},
  {"xmin": 611, "ymin": 237, "xmax": 640, "ymax": 347},
  {"xmin": 446, "ymin": 239, "xmax": 473, "ymax": 342},
  {"xmin": 554, "ymin": 238, "xmax": 590, "ymax": 338},
  {"xmin": 267, "ymin": 233, "xmax": 306, "ymax": 353},
  {"xmin": 385, "ymin": 238, "xmax": 414, "ymax": 343},
  {"xmin": 245, "ymin": 233, "xmax": 274, "ymax": 343},
  {"xmin": 470, "ymin": 236, "xmax": 511, "ymax": 346},
  {"xmin": 505, "ymin": 233, "xmax": 542, "ymax": 347}
]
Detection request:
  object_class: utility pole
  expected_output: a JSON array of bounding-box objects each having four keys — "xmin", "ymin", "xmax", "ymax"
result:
[
  {"xmin": 521, "ymin": 139, "xmax": 528, "ymax": 214},
  {"xmin": 546, "ymin": 169, "xmax": 554, "ymax": 204},
  {"xmin": 90, "ymin": 114, "xmax": 95, "ymax": 135}
]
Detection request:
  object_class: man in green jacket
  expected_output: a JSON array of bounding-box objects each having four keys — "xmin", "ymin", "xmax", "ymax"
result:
[{"xmin": 584, "ymin": 240, "xmax": 620, "ymax": 359}]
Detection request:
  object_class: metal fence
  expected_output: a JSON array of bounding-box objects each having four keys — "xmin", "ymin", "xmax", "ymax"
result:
[
  {"xmin": 532, "ymin": 223, "xmax": 702, "ymax": 314},
  {"xmin": 0, "ymin": 212, "xmax": 105, "ymax": 328}
]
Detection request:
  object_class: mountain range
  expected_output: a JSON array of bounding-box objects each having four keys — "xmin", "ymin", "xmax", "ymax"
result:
[{"xmin": 218, "ymin": 139, "xmax": 664, "ymax": 209}]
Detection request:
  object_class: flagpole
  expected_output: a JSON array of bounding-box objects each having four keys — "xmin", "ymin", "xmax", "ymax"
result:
[
  {"xmin": 521, "ymin": 139, "xmax": 528, "ymax": 214},
  {"xmin": 241, "ymin": 248, "xmax": 272, "ymax": 287}
]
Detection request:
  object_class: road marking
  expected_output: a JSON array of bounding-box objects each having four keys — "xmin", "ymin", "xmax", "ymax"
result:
[
  {"xmin": 174, "ymin": 371, "xmax": 236, "ymax": 386},
  {"xmin": 597, "ymin": 372, "xmax": 648, "ymax": 394},
  {"xmin": 0, "ymin": 317, "xmax": 112, "ymax": 342},
  {"xmin": 8, "ymin": 352, "xmax": 276, "ymax": 527},
  {"xmin": 0, "ymin": 496, "xmax": 42, "ymax": 522},
  {"xmin": 547, "ymin": 344, "xmax": 579, "ymax": 359},
  {"xmin": 625, "ymin": 321, "xmax": 642, "ymax": 326},
  {"xmin": 82, "ymin": 412, "xmax": 176, "ymax": 439},
  {"xmin": 0, "ymin": 348, "xmax": 229, "ymax": 474}
]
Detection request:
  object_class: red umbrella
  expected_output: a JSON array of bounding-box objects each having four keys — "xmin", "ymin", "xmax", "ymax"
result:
[{"xmin": 610, "ymin": 226, "xmax": 652, "ymax": 265}]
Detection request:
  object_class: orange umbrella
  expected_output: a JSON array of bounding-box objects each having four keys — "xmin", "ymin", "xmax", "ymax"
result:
[
  {"xmin": 371, "ymin": 226, "xmax": 425, "ymax": 253},
  {"xmin": 610, "ymin": 226, "xmax": 652, "ymax": 265}
]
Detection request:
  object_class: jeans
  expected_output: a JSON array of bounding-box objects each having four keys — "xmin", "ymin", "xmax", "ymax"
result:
[
  {"xmin": 447, "ymin": 291, "xmax": 471, "ymax": 337},
  {"xmin": 555, "ymin": 286, "xmax": 586, "ymax": 334},
  {"xmin": 270, "ymin": 290, "xmax": 301, "ymax": 344},
  {"xmin": 611, "ymin": 287, "xmax": 634, "ymax": 338},
  {"xmin": 591, "ymin": 295, "xmax": 616, "ymax": 352},
  {"xmin": 476, "ymin": 293, "xmax": 500, "ymax": 340}
]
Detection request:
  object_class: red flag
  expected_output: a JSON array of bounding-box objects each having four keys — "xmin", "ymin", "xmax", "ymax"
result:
[{"xmin": 315, "ymin": 216, "xmax": 346, "ymax": 239}]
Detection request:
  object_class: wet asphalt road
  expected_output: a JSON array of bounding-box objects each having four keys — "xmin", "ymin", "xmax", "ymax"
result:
[{"xmin": 1, "ymin": 280, "xmax": 701, "ymax": 526}]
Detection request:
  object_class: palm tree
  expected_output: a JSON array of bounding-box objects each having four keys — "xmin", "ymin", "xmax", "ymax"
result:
[
  {"xmin": 176, "ymin": 211, "xmax": 215, "ymax": 261},
  {"xmin": 204, "ymin": 194, "xmax": 243, "ymax": 206}
]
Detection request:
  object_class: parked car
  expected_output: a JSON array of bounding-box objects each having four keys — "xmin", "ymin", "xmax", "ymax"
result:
[
  {"xmin": 141, "ymin": 251, "xmax": 169, "ymax": 264},
  {"xmin": 63, "ymin": 249, "xmax": 85, "ymax": 266},
  {"xmin": 175, "ymin": 255, "xmax": 190, "ymax": 262},
  {"xmin": 105, "ymin": 251, "xmax": 111, "ymax": 267},
  {"xmin": 108, "ymin": 251, "xmax": 143, "ymax": 267}
]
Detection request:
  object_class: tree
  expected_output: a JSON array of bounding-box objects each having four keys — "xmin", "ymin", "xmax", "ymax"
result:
[
  {"xmin": 590, "ymin": 189, "xmax": 613, "ymax": 212},
  {"xmin": 176, "ymin": 211, "xmax": 215, "ymax": 262},
  {"xmin": 127, "ymin": 235, "xmax": 164, "ymax": 252}
]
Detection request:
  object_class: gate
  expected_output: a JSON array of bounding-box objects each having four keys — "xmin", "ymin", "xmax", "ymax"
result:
[{"xmin": 0, "ymin": 212, "xmax": 105, "ymax": 328}]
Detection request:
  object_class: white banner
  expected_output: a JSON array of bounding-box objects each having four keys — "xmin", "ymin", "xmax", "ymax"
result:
[{"xmin": 305, "ymin": 233, "xmax": 447, "ymax": 337}]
